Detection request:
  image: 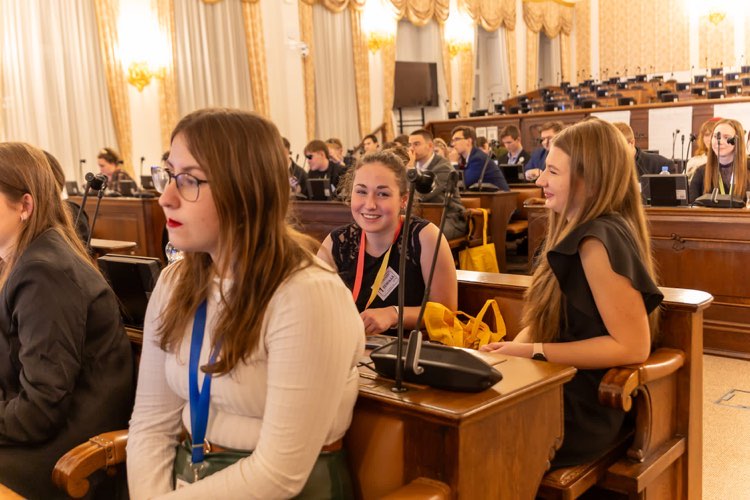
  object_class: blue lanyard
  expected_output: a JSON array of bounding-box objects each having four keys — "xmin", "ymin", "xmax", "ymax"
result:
[{"xmin": 188, "ymin": 300, "xmax": 220, "ymax": 466}]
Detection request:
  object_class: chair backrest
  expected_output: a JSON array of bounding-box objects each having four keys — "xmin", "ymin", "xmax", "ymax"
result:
[{"xmin": 512, "ymin": 187, "xmax": 543, "ymax": 221}]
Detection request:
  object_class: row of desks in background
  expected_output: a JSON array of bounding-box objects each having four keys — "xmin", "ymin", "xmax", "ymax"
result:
[
  {"xmin": 527, "ymin": 205, "xmax": 750, "ymax": 360},
  {"xmin": 291, "ymin": 191, "xmax": 519, "ymax": 272}
]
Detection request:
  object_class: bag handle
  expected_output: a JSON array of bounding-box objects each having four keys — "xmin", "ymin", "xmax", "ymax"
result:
[
  {"xmin": 480, "ymin": 208, "xmax": 489, "ymax": 245},
  {"xmin": 469, "ymin": 299, "xmax": 503, "ymax": 338}
]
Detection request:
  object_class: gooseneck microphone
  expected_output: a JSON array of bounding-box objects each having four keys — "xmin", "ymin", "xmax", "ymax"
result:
[
  {"xmin": 680, "ymin": 134, "xmax": 686, "ymax": 173},
  {"xmin": 406, "ymin": 168, "xmax": 435, "ymax": 195},
  {"xmin": 671, "ymin": 129, "xmax": 680, "ymax": 163},
  {"xmin": 75, "ymin": 172, "xmax": 108, "ymax": 250}
]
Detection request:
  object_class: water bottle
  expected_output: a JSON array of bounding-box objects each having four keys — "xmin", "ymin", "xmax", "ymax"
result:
[
  {"xmin": 165, "ymin": 241, "xmax": 184, "ymax": 264},
  {"xmin": 659, "ymin": 166, "xmax": 670, "ymax": 175}
]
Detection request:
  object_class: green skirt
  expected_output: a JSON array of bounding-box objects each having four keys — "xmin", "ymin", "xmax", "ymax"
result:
[{"xmin": 173, "ymin": 437, "xmax": 354, "ymax": 499}]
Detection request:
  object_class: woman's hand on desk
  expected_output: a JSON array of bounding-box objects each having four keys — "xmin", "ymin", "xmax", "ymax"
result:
[
  {"xmin": 361, "ymin": 307, "xmax": 398, "ymax": 335},
  {"xmin": 479, "ymin": 341, "xmax": 533, "ymax": 358}
]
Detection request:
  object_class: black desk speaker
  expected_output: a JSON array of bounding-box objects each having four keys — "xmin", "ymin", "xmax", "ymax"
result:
[{"xmin": 370, "ymin": 340, "xmax": 503, "ymax": 392}]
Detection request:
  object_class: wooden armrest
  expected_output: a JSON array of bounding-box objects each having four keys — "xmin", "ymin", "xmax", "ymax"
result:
[
  {"xmin": 52, "ymin": 430, "xmax": 128, "ymax": 499},
  {"xmin": 598, "ymin": 348, "xmax": 685, "ymax": 411},
  {"xmin": 381, "ymin": 477, "xmax": 451, "ymax": 499}
]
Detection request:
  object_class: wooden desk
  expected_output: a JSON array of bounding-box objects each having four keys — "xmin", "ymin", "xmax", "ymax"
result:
[
  {"xmin": 291, "ymin": 195, "xmax": 518, "ymax": 273},
  {"xmin": 69, "ymin": 196, "xmax": 166, "ymax": 262},
  {"xmin": 455, "ymin": 270, "xmax": 711, "ymax": 499},
  {"xmin": 0, "ymin": 482, "xmax": 23, "ymax": 500},
  {"xmin": 527, "ymin": 206, "xmax": 750, "ymax": 359},
  {"xmin": 461, "ymin": 191, "xmax": 518, "ymax": 272},
  {"xmin": 357, "ymin": 350, "xmax": 576, "ymax": 498}
]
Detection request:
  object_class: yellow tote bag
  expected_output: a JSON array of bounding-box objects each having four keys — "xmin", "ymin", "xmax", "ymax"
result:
[
  {"xmin": 458, "ymin": 208, "xmax": 499, "ymax": 273},
  {"xmin": 423, "ymin": 299, "xmax": 506, "ymax": 349}
]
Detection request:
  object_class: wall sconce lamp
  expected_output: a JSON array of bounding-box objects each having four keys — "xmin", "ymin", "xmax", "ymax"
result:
[
  {"xmin": 445, "ymin": 2, "xmax": 473, "ymax": 59},
  {"xmin": 127, "ymin": 62, "xmax": 166, "ymax": 92},
  {"xmin": 363, "ymin": 0, "xmax": 396, "ymax": 53}
]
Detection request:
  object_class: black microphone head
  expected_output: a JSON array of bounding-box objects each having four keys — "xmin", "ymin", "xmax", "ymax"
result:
[
  {"xmin": 89, "ymin": 173, "xmax": 108, "ymax": 191},
  {"xmin": 689, "ymin": 133, "xmax": 697, "ymax": 142},
  {"xmin": 727, "ymin": 136, "xmax": 737, "ymax": 145},
  {"xmin": 716, "ymin": 131, "xmax": 722, "ymax": 140},
  {"xmin": 407, "ymin": 169, "xmax": 435, "ymax": 194},
  {"xmin": 85, "ymin": 172, "xmax": 94, "ymax": 182}
]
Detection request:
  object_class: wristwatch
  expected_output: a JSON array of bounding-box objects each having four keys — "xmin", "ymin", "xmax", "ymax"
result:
[{"xmin": 532, "ymin": 343, "xmax": 547, "ymax": 361}]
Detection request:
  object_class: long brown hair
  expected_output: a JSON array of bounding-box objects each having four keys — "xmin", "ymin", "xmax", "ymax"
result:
[
  {"xmin": 0, "ymin": 143, "xmax": 95, "ymax": 287},
  {"xmin": 702, "ymin": 118, "xmax": 748, "ymax": 197},
  {"xmin": 523, "ymin": 119, "xmax": 659, "ymax": 343},
  {"xmin": 157, "ymin": 109, "xmax": 318, "ymax": 375},
  {"xmin": 693, "ymin": 119, "xmax": 718, "ymax": 157}
]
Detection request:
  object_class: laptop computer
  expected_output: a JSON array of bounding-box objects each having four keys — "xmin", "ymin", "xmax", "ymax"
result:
[
  {"xmin": 306, "ymin": 177, "xmax": 332, "ymax": 201},
  {"xmin": 641, "ymin": 174, "xmax": 689, "ymax": 206},
  {"xmin": 141, "ymin": 175, "xmax": 155, "ymax": 190},
  {"xmin": 65, "ymin": 181, "xmax": 82, "ymax": 196},
  {"xmin": 97, "ymin": 255, "xmax": 162, "ymax": 328},
  {"xmin": 498, "ymin": 164, "xmax": 526, "ymax": 183}
]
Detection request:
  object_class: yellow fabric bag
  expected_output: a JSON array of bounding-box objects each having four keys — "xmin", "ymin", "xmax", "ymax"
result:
[
  {"xmin": 423, "ymin": 299, "xmax": 506, "ymax": 349},
  {"xmin": 458, "ymin": 208, "xmax": 499, "ymax": 273}
]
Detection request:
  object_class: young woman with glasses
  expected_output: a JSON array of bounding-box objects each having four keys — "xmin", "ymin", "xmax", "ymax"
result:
[
  {"xmin": 0, "ymin": 143, "xmax": 133, "ymax": 498},
  {"xmin": 128, "ymin": 108, "xmax": 363, "ymax": 498}
]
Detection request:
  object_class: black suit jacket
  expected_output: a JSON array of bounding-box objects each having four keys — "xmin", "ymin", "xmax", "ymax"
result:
[
  {"xmin": 497, "ymin": 149, "xmax": 532, "ymax": 168},
  {"xmin": 635, "ymin": 148, "xmax": 674, "ymax": 177},
  {"xmin": 417, "ymin": 155, "xmax": 467, "ymax": 240},
  {"xmin": 0, "ymin": 229, "xmax": 133, "ymax": 498}
]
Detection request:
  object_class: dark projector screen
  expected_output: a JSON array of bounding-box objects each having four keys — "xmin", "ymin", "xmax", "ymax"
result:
[{"xmin": 393, "ymin": 61, "xmax": 438, "ymax": 108}]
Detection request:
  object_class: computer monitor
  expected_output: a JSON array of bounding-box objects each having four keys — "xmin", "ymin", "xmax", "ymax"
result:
[
  {"xmin": 141, "ymin": 175, "xmax": 155, "ymax": 190},
  {"xmin": 97, "ymin": 255, "xmax": 163, "ymax": 328},
  {"xmin": 305, "ymin": 177, "xmax": 332, "ymax": 201},
  {"xmin": 641, "ymin": 174, "xmax": 689, "ymax": 207},
  {"xmin": 498, "ymin": 164, "xmax": 526, "ymax": 183},
  {"xmin": 65, "ymin": 181, "xmax": 82, "ymax": 196}
]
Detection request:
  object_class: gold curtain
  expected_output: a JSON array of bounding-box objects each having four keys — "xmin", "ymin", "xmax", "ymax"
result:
[
  {"xmin": 560, "ymin": 32, "xmax": 570, "ymax": 82},
  {"xmin": 506, "ymin": 29, "xmax": 518, "ymax": 95},
  {"xmin": 598, "ymin": 0, "xmax": 688, "ymax": 80},
  {"xmin": 304, "ymin": 0, "xmax": 366, "ymax": 13},
  {"xmin": 698, "ymin": 17, "xmax": 734, "ymax": 70},
  {"xmin": 438, "ymin": 23, "xmax": 453, "ymax": 111},
  {"xmin": 241, "ymin": 0, "xmax": 270, "ymax": 117},
  {"xmin": 526, "ymin": 30, "xmax": 539, "ymax": 91},
  {"xmin": 461, "ymin": 0, "xmax": 515, "ymax": 31},
  {"xmin": 574, "ymin": 0, "xmax": 589, "ymax": 83},
  {"xmin": 459, "ymin": 48, "xmax": 475, "ymax": 117},
  {"xmin": 156, "ymin": 0, "xmax": 178, "ymax": 153},
  {"xmin": 382, "ymin": 34, "xmax": 397, "ymax": 141},
  {"xmin": 350, "ymin": 8, "xmax": 371, "ymax": 138},
  {"xmin": 523, "ymin": 0, "xmax": 572, "ymax": 38},
  {"xmin": 299, "ymin": 2, "xmax": 316, "ymax": 141},
  {"xmin": 93, "ymin": 0, "xmax": 134, "ymax": 177},
  {"xmin": 391, "ymin": 0, "xmax": 449, "ymax": 26}
]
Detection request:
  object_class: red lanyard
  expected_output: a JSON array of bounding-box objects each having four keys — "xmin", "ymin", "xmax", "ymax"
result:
[{"xmin": 351, "ymin": 219, "xmax": 403, "ymax": 308}]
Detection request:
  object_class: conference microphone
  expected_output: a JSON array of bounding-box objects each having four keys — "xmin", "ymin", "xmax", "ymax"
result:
[
  {"xmin": 727, "ymin": 136, "xmax": 737, "ymax": 146},
  {"xmin": 406, "ymin": 168, "xmax": 435, "ymax": 194},
  {"xmin": 371, "ymin": 167, "xmax": 502, "ymax": 392},
  {"xmin": 671, "ymin": 129, "xmax": 680, "ymax": 162},
  {"xmin": 85, "ymin": 172, "xmax": 108, "ymax": 191}
]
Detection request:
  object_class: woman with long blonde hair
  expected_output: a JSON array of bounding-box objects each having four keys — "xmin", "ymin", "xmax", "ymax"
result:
[
  {"xmin": 127, "ymin": 109, "xmax": 363, "ymax": 498},
  {"xmin": 0, "ymin": 143, "xmax": 133, "ymax": 497},
  {"xmin": 481, "ymin": 119, "xmax": 663, "ymax": 467},
  {"xmin": 689, "ymin": 118, "xmax": 749, "ymax": 203}
]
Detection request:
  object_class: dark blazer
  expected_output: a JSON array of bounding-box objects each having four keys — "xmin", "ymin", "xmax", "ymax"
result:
[
  {"xmin": 417, "ymin": 155, "xmax": 467, "ymax": 240},
  {"xmin": 0, "ymin": 229, "xmax": 133, "ymax": 498},
  {"xmin": 525, "ymin": 147, "xmax": 548, "ymax": 172},
  {"xmin": 635, "ymin": 148, "xmax": 674, "ymax": 177},
  {"xmin": 497, "ymin": 149, "xmax": 532, "ymax": 168},
  {"xmin": 463, "ymin": 147, "xmax": 510, "ymax": 191}
]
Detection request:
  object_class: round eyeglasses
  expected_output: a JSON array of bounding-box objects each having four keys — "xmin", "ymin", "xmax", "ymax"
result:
[{"xmin": 151, "ymin": 166, "xmax": 209, "ymax": 202}]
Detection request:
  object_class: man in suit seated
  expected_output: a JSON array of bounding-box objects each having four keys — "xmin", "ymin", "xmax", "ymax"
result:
[
  {"xmin": 525, "ymin": 121, "xmax": 565, "ymax": 181},
  {"xmin": 451, "ymin": 125, "xmax": 509, "ymax": 191},
  {"xmin": 362, "ymin": 134, "xmax": 380, "ymax": 154},
  {"xmin": 304, "ymin": 140, "xmax": 343, "ymax": 199},
  {"xmin": 497, "ymin": 125, "xmax": 531, "ymax": 167},
  {"xmin": 408, "ymin": 129, "xmax": 467, "ymax": 240},
  {"xmin": 612, "ymin": 122, "xmax": 675, "ymax": 177}
]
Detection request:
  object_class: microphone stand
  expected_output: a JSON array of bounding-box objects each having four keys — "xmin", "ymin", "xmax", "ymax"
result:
[
  {"xmin": 680, "ymin": 135, "xmax": 686, "ymax": 173},
  {"xmin": 402, "ymin": 172, "xmax": 460, "ymax": 378},
  {"xmin": 74, "ymin": 175, "xmax": 94, "ymax": 230},
  {"xmin": 86, "ymin": 176, "xmax": 108, "ymax": 249},
  {"xmin": 392, "ymin": 178, "xmax": 419, "ymax": 393}
]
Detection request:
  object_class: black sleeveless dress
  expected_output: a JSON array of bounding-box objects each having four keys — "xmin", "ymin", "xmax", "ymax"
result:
[
  {"xmin": 546, "ymin": 214, "xmax": 663, "ymax": 467},
  {"xmin": 330, "ymin": 218, "xmax": 429, "ymax": 314}
]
